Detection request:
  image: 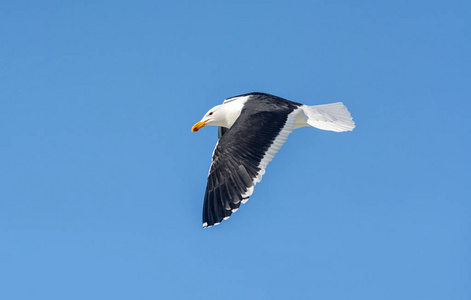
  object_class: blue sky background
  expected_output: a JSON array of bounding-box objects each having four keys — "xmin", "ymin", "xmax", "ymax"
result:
[{"xmin": 1, "ymin": 0, "xmax": 470, "ymax": 299}]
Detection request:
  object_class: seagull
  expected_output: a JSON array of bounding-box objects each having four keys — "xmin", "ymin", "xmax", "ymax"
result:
[{"xmin": 192, "ymin": 92, "xmax": 355, "ymax": 228}]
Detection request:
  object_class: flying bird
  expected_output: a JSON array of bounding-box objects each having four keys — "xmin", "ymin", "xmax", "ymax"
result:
[{"xmin": 192, "ymin": 92, "xmax": 355, "ymax": 228}]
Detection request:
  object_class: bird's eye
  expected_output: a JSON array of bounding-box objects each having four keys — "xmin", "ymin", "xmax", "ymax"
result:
[{"xmin": 209, "ymin": 112, "xmax": 213, "ymax": 116}]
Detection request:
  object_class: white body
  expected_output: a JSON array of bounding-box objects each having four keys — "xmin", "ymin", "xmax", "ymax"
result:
[{"xmin": 198, "ymin": 95, "xmax": 355, "ymax": 133}]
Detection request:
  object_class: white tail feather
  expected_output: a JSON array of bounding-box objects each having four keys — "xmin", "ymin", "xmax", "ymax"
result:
[{"xmin": 300, "ymin": 102, "xmax": 355, "ymax": 132}]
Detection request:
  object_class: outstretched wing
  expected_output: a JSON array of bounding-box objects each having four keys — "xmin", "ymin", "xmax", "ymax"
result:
[{"xmin": 202, "ymin": 106, "xmax": 300, "ymax": 227}]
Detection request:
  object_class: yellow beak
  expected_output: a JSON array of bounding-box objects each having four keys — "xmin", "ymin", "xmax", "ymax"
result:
[{"xmin": 191, "ymin": 119, "xmax": 208, "ymax": 132}]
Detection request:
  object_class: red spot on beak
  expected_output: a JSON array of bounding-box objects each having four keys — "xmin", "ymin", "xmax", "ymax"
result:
[{"xmin": 192, "ymin": 120, "xmax": 208, "ymax": 132}]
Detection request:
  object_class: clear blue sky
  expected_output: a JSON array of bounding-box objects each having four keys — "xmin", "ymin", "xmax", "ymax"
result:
[{"xmin": 1, "ymin": 0, "xmax": 469, "ymax": 299}]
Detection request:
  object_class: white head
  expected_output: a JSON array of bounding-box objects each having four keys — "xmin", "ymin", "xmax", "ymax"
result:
[
  {"xmin": 191, "ymin": 104, "xmax": 226, "ymax": 132},
  {"xmin": 191, "ymin": 96, "xmax": 249, "ymax": 132}
]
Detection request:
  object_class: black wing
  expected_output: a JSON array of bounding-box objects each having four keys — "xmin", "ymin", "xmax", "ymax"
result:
[
  {"xmin": 203, "ymin": 98, "xmax": 300, "ymax": 227},
  {"xmin": 218, "ymin": 126, "xmax": 229, "ymax": 139}
]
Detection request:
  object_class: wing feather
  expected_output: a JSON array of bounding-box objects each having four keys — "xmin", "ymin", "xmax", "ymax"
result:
[{"xmin": 202, "ymin": 105, "xmax": 300, "ymax": 227}]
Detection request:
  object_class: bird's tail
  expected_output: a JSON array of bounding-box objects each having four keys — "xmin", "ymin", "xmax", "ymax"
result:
[{"xmin": 301, "ymin": 102, "xmax": 355, "ymax": 132}]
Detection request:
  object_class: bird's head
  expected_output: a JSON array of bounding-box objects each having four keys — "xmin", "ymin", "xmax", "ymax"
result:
[{"xmin": 192, "ymin": 104, "xmax": 225, "ymax": 132}]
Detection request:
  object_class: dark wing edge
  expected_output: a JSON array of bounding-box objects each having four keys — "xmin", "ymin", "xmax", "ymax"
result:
[
  {"xmin": 202, "ymin": 164, "xmax": 255, "ymax": 227},
  {"xmin": 218, "ymin": 126, "xmax": 229, "ymax": 139}
]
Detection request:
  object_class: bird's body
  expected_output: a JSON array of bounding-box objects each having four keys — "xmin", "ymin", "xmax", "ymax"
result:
[{"xmin": 192, "ymin": 93, "xmax": 355, "ymax": 228}]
